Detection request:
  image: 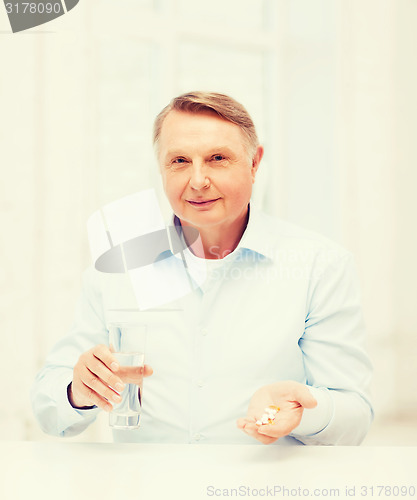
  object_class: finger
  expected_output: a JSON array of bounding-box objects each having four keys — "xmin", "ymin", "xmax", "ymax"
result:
[
  {"xmin": 257, "ymin": 422, "xmax": 293, "ymax": 438},
  {"xmin": 91, "ymin": 344, "xmax": 120, "ymax": 372},
  {"xmin": 71, "ymin": 377, "xmax": 115, "ymax": 412},
  {"xmin": 123, "ymin": 364, "xmax": 153, "ymax": 377},
  {"xmin": 236, "ymin": 417, "xmax": 255, "ymax": 430},
  {"xmin": 241, "ymin": 422, "xmax": 278, "ymax": 445},
  {"xmin": 87, "ymin": 355, "xmax": 125, "ymax": 392},
  {"xmin": 79, "ymin": 383, "xmax": 114, "ymax": 412},
  {"xmin": 79, "ymin": 365, "xmax": 123, "ymax": 406},
  {"xmin": 236, "ymin": 418, "xmax": 247, "ymax": 430},
  {"xmin": 143, "ymin": 364, "xmax": 153, "ymax": 377},
  {"xmin": 292, "ymin": 385, "xmax": 317, "ymax": 409},
  {"xmin": 116, "ymin": 364, "xmax": 153, "ymax": 384}
]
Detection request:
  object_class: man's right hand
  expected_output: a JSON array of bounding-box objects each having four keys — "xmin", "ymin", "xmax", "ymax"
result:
[{"xmin": 68, "ymin": 344, "xmax": 153, "ymax": 412}]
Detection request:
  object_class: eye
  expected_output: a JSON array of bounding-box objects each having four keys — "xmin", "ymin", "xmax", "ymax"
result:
[
  {"xmin": 169, "ymin": 157, "xmax": 189, "ymax": 169},
  {"xmin": 212, "ymin": 154, "xmax": 225, "ymax": 162},
  {"xmin": 172, "ymin": 157, "xmax": 187, "ymax": 164}
]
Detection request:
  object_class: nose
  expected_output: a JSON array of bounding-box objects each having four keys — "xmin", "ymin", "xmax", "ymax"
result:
[{"xmin": 189, "ymin": 163, "xmax": 210, "ymax": 190}]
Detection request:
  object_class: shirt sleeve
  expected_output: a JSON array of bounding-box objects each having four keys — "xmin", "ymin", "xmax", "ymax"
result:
[
  {"xmin": 291, "ymin": 386, "xmax": 334, "ymax": 436},
  {"xmin": 30, "ymin": 267, "xmax": 107, "ymax": 437},
  {"xmin": 290, "ymin": 252, "xmax": 374, "ymax": 445}
]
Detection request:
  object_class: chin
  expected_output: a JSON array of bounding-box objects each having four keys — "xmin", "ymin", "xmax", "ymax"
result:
[{"xmin": 181, "ymin": 212, "xmax": 223, "ymax": 228}]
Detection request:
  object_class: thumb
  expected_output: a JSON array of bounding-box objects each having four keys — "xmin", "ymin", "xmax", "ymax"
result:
[
  {"xmin": 293, "ymin": 385, "xmax": 318, "ymax": 409},
  {"xmin": 143, "ymin": 364, "xmax": 153, "ymax": 377}
]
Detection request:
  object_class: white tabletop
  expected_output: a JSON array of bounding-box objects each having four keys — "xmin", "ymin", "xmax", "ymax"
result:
[{"xmin": 1, "ymin": 442, "xmax": 416, "ymax": 500}]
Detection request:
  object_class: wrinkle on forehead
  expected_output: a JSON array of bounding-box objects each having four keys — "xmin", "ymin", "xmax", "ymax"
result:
[{"xmin": 159, "ymin": 110, "xmax": 249, "ymax": 161}]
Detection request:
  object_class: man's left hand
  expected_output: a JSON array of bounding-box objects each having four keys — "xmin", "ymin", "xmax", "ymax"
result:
[{"xmin": 236, "ymin": 381, "xmax": 317, "ymax": 444}]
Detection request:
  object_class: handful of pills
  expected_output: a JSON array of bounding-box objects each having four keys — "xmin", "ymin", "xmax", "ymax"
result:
[{"xmin": 256, "ymin": 405, "xmax": 280, "ymax": 426}]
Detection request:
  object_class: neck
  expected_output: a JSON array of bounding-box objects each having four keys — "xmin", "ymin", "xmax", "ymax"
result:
[{"xmin": 180, "ymin": 206, "xmax": 249, "ymax": 259}]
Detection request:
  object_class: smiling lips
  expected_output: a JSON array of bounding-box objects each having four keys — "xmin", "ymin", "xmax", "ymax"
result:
[{"xmin": 187, "ymin": 198, "xmax": 220, "ymax": 208}]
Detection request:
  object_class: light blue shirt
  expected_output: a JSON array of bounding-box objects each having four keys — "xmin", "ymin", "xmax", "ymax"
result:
[{"xmin": 31, "ymin": 207, "xmax": 373, "ymax": 445}]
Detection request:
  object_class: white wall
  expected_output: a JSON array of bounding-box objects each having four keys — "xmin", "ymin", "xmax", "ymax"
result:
[{"xmin": 0, "ymin": 0, "xmax": 416, "ymax": 442}]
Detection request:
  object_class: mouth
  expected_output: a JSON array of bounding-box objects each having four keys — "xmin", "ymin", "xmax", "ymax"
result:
[{"xmin": 186, "ymin": 198, "xmax": 220, "ymax": 208}]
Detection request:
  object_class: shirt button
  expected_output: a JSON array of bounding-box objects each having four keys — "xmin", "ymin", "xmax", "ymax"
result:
[
  {"xmin": 197, "ymin": 380, "xmax": 204, "ymax": 387},
  {"xmin": 193, "ymin": 433, "xmax": 201, "ymax": 441},
  {"xmin": 201, "ymin": 328, "xmax": 208, "ymax": 336}
]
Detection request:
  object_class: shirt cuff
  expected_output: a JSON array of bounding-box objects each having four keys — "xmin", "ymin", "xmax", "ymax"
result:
[
  {"xmin": 290, "ymin": 386, "xmax": 334, "ymax": 437},
  {"xmin": 52, "ymin": 371, "xmax": 100, "ymax": 432}
]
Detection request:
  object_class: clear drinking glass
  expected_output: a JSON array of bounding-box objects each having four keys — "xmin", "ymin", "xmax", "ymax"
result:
[{"xmin": 108, "ymin": 323, "xmax": 147, "ymax": 430}]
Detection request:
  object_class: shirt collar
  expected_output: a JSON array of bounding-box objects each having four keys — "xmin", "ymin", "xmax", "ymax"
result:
[
  {"xmin": 236, "ymin": 204, "xmax": 276, "ymax": 260},
  {"xmin": 170, "ymin": 202, "xmax": 276, "ymax": 262}
]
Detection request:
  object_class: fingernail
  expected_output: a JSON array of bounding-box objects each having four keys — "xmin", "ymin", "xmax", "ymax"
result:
[
  {"xmin": 115, "ymin": 382, "xmax": 124, "ymax": 392},
  {"xmin": 110, "ymin": 362, "xmax": 119, "ymax": 371},
  {"xmin": 112, "ymin": 394, "xmax": 121, "ymax": 403}
]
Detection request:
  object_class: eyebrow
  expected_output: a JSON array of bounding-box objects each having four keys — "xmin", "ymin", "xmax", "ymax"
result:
[{"xmin": 164, "ymin": 146, "xmax": 235, "ymax": 160}]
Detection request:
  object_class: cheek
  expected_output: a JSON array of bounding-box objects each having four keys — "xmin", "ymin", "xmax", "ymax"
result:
[
  {"xmin": 223, "ymin": 175, "xmax": 253, "ymax": 203},
  {"xmin": 163, "ymin": 174, "xmax": 185, "ymax": 203}
]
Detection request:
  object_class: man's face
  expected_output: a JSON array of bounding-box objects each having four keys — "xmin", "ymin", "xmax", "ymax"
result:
[{"xmin": 158, "ymin": 110, "xmax": 263, "ymax": 231}]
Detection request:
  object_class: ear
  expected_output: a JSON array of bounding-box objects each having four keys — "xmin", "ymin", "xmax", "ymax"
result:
[{"xmin": 251, "ymin": 145, "xmax": 264, "ymax": 183}]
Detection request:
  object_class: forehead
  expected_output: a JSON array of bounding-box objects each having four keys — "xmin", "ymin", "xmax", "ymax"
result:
[{"xmin": 159, "ymin": 110, "xmax": 247, "ymax": 153}]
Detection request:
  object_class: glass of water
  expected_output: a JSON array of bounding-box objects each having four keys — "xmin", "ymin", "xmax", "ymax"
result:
[{"xmin": 107, "ymin": 323, "xmax": 147, "ymax": 430}]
